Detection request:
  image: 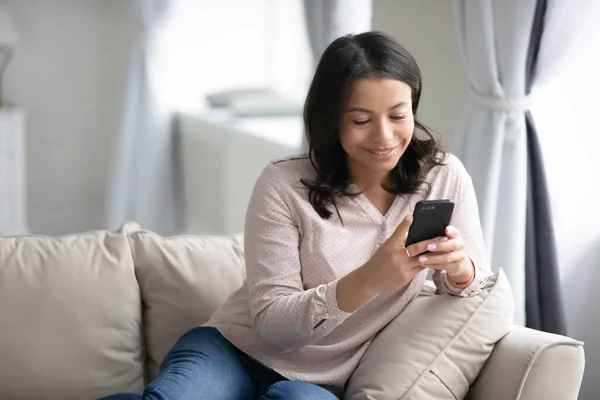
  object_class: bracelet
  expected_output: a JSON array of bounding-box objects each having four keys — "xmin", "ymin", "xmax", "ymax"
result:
[{"xmin": 448, "ymin": 259, "xmax": 476, "ymax": 286}]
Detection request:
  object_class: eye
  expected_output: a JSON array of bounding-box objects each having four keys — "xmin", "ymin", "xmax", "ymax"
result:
[
  {"xmin": 390, "ymin": 115, "xmax": 406, "ymax": 121},
  {"xmin": 352, "ymin": 119, "xmax": 370, "ymax": 126}
]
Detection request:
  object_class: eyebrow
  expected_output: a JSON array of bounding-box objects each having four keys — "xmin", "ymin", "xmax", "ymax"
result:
[{"xmin": 347, "ymin": 101, "xmax": 409, "ymax": 113}]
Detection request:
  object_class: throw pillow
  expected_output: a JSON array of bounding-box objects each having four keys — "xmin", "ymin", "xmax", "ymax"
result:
[{"xmin": 344, "ymin": 270, "xmax": 514, "ymax": 400}]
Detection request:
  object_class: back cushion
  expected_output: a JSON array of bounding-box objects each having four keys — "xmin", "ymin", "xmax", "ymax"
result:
[
  {"xmin": 129, "ymin": 231, "xmax": 245, "ymax": 379},
  {"xmin": 0, "ymin": 230, "xmax": 144, "ymax": 400}
]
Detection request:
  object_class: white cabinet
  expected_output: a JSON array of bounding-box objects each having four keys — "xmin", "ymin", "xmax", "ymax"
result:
[
  {"xmin": 0, "ymin": 108, "xmax": 27, "ymax": 235},
  {"xmin": 178, "ymin": 112, "xmax": 302, "ymax": 235}
]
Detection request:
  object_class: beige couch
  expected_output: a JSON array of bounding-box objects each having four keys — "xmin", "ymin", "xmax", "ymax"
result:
[{"xmin": 0, "ymin": 224, "xmax": 585, "ymax": 400}]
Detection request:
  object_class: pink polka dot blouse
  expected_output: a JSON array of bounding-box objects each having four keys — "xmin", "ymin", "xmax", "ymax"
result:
[{"xmin": 206, "ymin": 153, "xmax": 490, "ymax": 394}]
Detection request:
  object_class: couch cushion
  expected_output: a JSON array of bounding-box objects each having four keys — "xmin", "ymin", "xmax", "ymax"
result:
[
  {"xmin": 0, "ymin": 229, "xmax": 144, "ymax": 400},
  {"xmin": 344, "ymin": 270, "xmax": 514, "ymax": 400},
  {"xmin": 129, "ymin": 230, "xmax": 245, "ymax": 379}
]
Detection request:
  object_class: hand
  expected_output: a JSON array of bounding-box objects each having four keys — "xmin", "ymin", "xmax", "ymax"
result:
[
  {"xmin": 416, "ymin": 225, "xmax": 474, "ymax": 284},
  {"xmin": 363, "ymin": 215, "xmax": 426, "ymax": 293}
]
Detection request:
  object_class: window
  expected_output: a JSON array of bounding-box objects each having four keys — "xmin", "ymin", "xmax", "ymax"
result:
[
  {"xmin": 151, "ymin": 0, "xmax": 312, "ymax": 112},
  {"xmin": 530, "ymin": 35, "xmax": 600, "ymax": 276}
]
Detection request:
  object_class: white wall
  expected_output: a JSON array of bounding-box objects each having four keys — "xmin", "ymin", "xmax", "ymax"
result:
[
  {"xmin": 3, "ymin": 0, "xmax": 133, "ymax": 234},
  {"xmin": 372, "ymin": 0, "xmax": 467, "ymax": 147}
]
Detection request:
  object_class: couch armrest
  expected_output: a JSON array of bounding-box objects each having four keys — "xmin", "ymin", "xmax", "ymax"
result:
[{"xmin": 467, "ymin": 326, "xmax": 585, "ymax": 400}]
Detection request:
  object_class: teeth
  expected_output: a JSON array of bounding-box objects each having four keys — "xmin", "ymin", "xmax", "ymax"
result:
[{"xmin": 370, "ymin": 149, "xmax": 392, "ymax": 155}]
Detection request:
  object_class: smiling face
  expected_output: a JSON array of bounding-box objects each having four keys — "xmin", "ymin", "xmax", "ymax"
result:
[{"xmin": 338, "ymin": 78, "xmax": 415, "ymax": 189}]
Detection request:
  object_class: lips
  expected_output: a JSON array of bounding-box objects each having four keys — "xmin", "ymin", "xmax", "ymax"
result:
[{"xmin": 365, "ymin": 146, "xmax": 397, "ymax": 155}]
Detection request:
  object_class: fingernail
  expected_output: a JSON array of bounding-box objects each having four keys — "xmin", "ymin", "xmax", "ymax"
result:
[
  {"xmin": 427, "ymin": 243, "xmax": 437, "ymax": 251},
  {"xmin": 440, "ymin": 237, "xmax": 449, "ymax": 242},
  {"xmin": 419, "ymin": 256, "xmax": 428, "ymax": 263}
]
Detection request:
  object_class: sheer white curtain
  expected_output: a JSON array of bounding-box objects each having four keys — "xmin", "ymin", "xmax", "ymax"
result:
[
  {"xmin": 105, "ymin": 0, "xmax": 181, "ymax": 235},
  {"xmin": 452, "ymin": 0, "xmax": 538, "ymax": 325},
  {"xmin": 453, "ymin": 0, "xmax": 600, "ymax": 330}
]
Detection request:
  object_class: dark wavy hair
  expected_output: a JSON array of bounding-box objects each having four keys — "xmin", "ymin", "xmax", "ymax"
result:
[{"xmin": 301, "ymin": 31, "xmax": 446, "ymax": 219}]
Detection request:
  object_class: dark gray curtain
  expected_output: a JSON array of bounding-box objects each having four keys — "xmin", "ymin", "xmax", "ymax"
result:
[
  {"xmin": 302, "ymin": 0, "xmax": 336, "ymax": 152},
  {"xmin": 524, "ymin": 0, "xmax": 567, "ymax": 335},
  {"xmin": 303, "ymin": 0, "xmax": 336, "ymax": 69}
]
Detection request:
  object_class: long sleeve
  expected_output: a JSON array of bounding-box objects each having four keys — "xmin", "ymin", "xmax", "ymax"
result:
[
  {"xmin": 433, "ymin": 156, "xmax": 492, "ymax": 297},
  {"xmin": 244, "ymin": 164, "xmax": 352, "ymax": 354},
  {"xmin": 205, "ymin": 155, "xmax": 496, "ymax": 391}
]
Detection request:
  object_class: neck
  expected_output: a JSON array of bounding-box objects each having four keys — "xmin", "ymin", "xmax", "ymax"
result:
[{"xmin": 348, "ymin": 163, "xmax": 388, "ymax": 193}]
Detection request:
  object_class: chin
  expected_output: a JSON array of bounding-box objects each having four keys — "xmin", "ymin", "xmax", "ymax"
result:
[{"xmin": 362, "ymin": 155, "xmax": 401, "ymax": 174}]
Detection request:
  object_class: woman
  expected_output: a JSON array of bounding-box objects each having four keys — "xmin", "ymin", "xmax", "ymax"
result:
[{"xmin": 102, "ymin": 31, "xmax": 490, "ymax": 400}]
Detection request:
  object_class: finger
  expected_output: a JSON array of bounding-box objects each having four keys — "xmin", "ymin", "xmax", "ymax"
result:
[
  {"xmin": 405, "ymin": 259, "xmax": 423, "ymax": 270},
  {"xmin": 425, "ymin": 264, "xmax": 448, "ymax": 271},
  {"xmin": 417, "ymin": 251, "xmax": 466, "ymax": 266},
  {"xmin": 427, "ymin": 236, "xmax": 464, "ymax": 253},
  {"xmin": 406, "ymin": 236, "xmax": 445, "ymax": 258},
  {"xmin": 392, "ymin": 214, "xmax": 413, "ymax": 241},
  {"xmin": 445, "ymin": 225, "xmax": 461, "ymax": 240}
]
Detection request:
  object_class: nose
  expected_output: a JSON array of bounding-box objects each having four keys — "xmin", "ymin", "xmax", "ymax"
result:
[{"xmin": 372, "ymin": 118, "xmax": 394, "ymax": 142}]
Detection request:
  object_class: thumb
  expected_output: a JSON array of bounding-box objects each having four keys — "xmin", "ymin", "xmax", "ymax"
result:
[
  {"xmin": 445, "ymin": 225, "xmax": 460, "ymax": 239},
  {"xmin": 392, "ymin": 214, "xmax": 413, "ymax": 242}
]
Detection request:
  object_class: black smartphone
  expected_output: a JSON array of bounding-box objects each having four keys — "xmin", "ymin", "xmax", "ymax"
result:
[{"xmin": 405, "ymin": 200, "xmax": 455, "ymax": 246}]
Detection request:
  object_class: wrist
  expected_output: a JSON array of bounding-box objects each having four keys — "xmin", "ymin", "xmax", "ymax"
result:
[
  {"xmin": 357, "ymin": 261, "xmax": 381, "ymax": 298},
  {"xmin": 336, "ymin": 262, "xmax": 379, "ymax": 312},
  {"xmin": 448, "ymin": 259, "xmax": 475, "ymax": 287}
]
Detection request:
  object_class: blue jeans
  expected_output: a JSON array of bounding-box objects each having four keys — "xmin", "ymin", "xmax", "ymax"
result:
[{"xmin": 99, "ymin": 327, "xmax": 338, "ymax": 400}]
